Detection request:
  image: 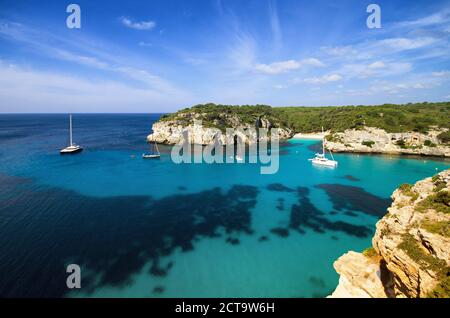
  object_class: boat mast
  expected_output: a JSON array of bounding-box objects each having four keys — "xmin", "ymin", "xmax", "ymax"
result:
[
  {"xmin": 69, "ymin": 114, "xmax": 73, "ymax": 147},
  {"xmin": 322, "ymin": 126, "xmax": 325, "ymax": 155}
]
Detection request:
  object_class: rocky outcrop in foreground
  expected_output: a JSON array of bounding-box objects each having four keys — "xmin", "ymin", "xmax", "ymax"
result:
[
  {"xmin": 325, "ymin": 127, "xmax": 450, "ymax": 157},
  {"xmin": 330, "ymin": 169, "xmax": 450, "ymax": 298}
]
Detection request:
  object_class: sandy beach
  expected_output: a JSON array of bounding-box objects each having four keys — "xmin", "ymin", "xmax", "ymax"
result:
[{"xmin": 292, "ymin": 132, "xmax": 327, "ymax": 139}]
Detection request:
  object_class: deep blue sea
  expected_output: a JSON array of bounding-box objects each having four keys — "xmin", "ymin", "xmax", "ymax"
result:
[{"xmin": 0, "ymin": 114, "xmax": 448, "ymax": 298}]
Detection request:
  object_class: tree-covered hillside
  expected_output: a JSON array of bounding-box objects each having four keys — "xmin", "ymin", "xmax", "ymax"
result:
[
  {"xmin": 276, "ymin": 102, "xmax": 450, "ymax": 133},
  {"xmin": 159, "ymin": 102, "xmax": 450, "ymax": 135}
]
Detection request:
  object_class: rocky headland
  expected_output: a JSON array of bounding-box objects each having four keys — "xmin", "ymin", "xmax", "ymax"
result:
[
  {"xmin": 147, "ymin": 104, "xmax": 293, "ymax": 145},
  {"xmin": 330, "ymin": 169, "xmax": 450, "ymax": 298},
  {"xmin": 147, "ymin": 103, "xmax": 450, "ymax": 156},
  {"xmin": 324, "ymin": 127, "xmax": 450, "ymax": 157}
]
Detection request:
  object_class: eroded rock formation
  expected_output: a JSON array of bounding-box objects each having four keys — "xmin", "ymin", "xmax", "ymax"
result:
[
  {"xmin": 147, "ymin": 115, "xmax": 293, "ymax": 145},
  {"xmin": 325, "ymin": 127, "xmax": 450, "ymax": 157},
  {"xmin": 330, "ymin": 169, "xmax": 450, "ymax": 298}
]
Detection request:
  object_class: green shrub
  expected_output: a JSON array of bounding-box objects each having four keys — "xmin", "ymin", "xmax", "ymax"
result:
[
  {"xmin": 362, "ymin": 140, "xmax": 375, "ymax": 148},
  {"xmin": 325, "ymin": 134, "xmax": 343, "ymax": 143},
  {"xmin": 416, "ymin": 191, "xmax": 450, "ymax": 214},
  {"xmin": 399, "ymin": 183, "xmax": 419, "ymax": 202},
  {"xmin": 428, "ymin": 270, "xmax": 450, "ymax": 298},
  {"xmin": 398, "ymin": 233, "xmax": 447, "ymax": 273},
  {"xmin": 437, "ymin": 131, "xmax": 450, "ymax": 144},
  {"xmin": 424, "ymin": 140, "xmax": 437, "ymax": 147},
  {"xmin": 432, "ymin": 175, "xmax": 447, "ymax": 192},
  {"xmin": 421, "ymin": 219, "xmax": 450, "ymax": 237},
  {"xmin": 396, "ymin": 139, "xmax": 406, "ymax": 148},
  {"xmin": 362, "ymin": 247, "xmax": 378, "ymax": 258}
]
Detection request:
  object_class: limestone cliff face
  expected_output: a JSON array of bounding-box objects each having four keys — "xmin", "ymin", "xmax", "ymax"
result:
[
  {"xmin": 324, "ymin": 127, "xmax": 450, "ymax": 157},
  {"xmin": 330, "ymin": 169, "xmax": 450, "ymax": 298},
  {"xmin": 147, "ymin": 116, "xmax": 293, "ymax": 145}
]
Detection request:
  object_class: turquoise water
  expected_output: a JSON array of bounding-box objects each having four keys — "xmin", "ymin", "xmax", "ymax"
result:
[{"xmin": 0, "ymin": 114, "xmax": 448, "ymax": 297}]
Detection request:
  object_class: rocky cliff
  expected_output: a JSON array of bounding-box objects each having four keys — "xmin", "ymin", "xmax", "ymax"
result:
[
  {"xmin": 324, "ymin": 127, "xmax": 450, "ymax": 157},
  {"xmin": 147, "ymin": 109, "xmax": 293, "ymax": 145},
  {"xmin": 330, "ymin": 169, "xmax": 450, "ymax": 298}
]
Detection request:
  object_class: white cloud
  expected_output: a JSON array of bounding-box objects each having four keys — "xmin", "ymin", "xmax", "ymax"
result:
[
  {"xmin": 301, "ymin": 58, "xmax": 325, "ymax": 67},
  {"xmin": 254, "ymin": 58, "xmax": 324, "ymax": 75},
  {"xmin": 320, "ymin": 45, "xmax": 371, "ymax": 60},
  {"xmin": 368, "ymin": 61, "xmax": 385, "ymax": 69},
  {"xmin": 432, "ymin": 70, "xmax": 450, "ymax": 77},
  {"xmin": 138, "ymin": 41, "xmax": 152, "ymax": 47},
  {"xmin": 321, "ymin": 45, "xmax": 356, "ymax": 56},
  {"xmin": 396, "ymin": 11, "xmax": 450, "ymax": 28},
  {"xmin": 304, "ymin": 74, "xmax": 342, "ymax": 84},
  {"xmin": 0, "ymin": 62, "xmax": 190, "ymax": 112},
  {"xmin": 342, "ymin": 61, "xmax": 412, "ymax": 79},
  {"xmin": 378, "ymin": 37, "xmax": 436, "ymax": 51},
  {"xmin": 120, "ymin": 17, "xmax": 156, "ymax": 30},
  {"xmin": 255, "ymin": 60, "xmax": 300, "ymax": 74},
  {"xmin": 0, "ymin": 22, "xmax": 189, "ymax": 107}
]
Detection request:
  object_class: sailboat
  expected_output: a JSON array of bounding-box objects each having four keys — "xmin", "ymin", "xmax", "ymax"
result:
[
  {"xmin": 60, "ymin": 114, "xmax": 83, "ymax": 154},
  {"xmin": 308, "ymin": 127, "xmax": 338, "ymax": 167},
  {"xmin": 142, "ymin": 141, "xmax": 160, "ymax": 159}
]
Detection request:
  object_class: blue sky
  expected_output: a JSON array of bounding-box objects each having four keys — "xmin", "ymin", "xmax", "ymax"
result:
[{"xmin": 0, "ymin": 0, "xmax": 449, "ymax": 112}]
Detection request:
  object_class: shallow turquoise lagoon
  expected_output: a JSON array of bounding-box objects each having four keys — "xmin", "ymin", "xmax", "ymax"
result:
[{"xmin": 0, "ymin": 114, "xmax": 448, "ymax": 297}]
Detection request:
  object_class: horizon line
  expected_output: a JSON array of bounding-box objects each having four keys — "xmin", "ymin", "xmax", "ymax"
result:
[{"xmin": 0, "ymin": 100, "xmax": 449, "ymax": 114}]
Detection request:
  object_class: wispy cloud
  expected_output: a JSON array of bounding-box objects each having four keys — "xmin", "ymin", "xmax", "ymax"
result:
[
  {"xmin": 303, "ymin": 74, "xmax": 342, "ymax": 84},
  {"xmin": 432, "ymin": 70, "xmax": 450, "ymax": 77},
  {"xmin": 341, "ymin": 61, "xmax": 412, "ymax": 79},
  {"xmin": 138, "ymin": 41, "xmax": 152, "ymax": 47},
  {"xmin": 0, "ymin": 61, "xmax": 189, "ymax": 112},
  {"xmin": 378, "ymin": 37, "xmax": 437, "ymax": 51},
  {"xmin": 0, "ymin": 21, "xmax": 191, "ymax": 111},
  {"xmin": 267, "ymin": 0, "xmax": 282, "ymax": 50},
  {"xmin": 395, "ymin": 10, "xmax": 450, "ymax": 28},
  {"xmin": 255, "ymin": 58, "xmax": 324, "ymax": 75},
  {"xmin": 120, "ymin": 17, "xmax": 156, "ymax": 30}
]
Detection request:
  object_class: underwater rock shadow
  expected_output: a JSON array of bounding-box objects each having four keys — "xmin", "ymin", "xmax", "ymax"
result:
[
  {"xmin": 266, "ymin": 183, "xmax": 295, "ymax": 193},
  {"xmin": 315, "ymin": 184, "xmax": 391, "ymax": 217},
  {"xmin": 341, "ymin": 175, "xmax": 361, "ymax": 182},
  {"xmin": 280, "ymin": 186, "xmax": 373, "ymax": 238},
  {"xmin": 0, "ymin": 175, "xmax": 259, "ymax": 297}
]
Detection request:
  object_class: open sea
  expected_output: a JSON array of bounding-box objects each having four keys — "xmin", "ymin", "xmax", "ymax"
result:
[{"xmin": 0, "ymin": 113, "xmax": 448, "ymax": 298}]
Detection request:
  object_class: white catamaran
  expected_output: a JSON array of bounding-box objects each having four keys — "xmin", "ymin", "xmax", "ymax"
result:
[
  {"xmin": 309, "ymin": 127, "xmax": 338, "ymax": 167},
  {"xmin": 60, "ymin": 114, "xmax": 83, "ymax": 154}
]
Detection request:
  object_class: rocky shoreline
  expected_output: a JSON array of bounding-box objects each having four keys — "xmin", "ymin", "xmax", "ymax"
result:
[
  {"xmin": 147, "ymin": 118, "xmax": 293, "ymax": 145},
  {"xmin": 324, "ymin": 127, "xmax": 450, "ymax": 157},
  {"xmin": 149, "ymin": 120, "xmax": 450, "ymax": 158},
  {"xmin": 330, "ymin": 169, "xmax": 450, "ymax": 298}
]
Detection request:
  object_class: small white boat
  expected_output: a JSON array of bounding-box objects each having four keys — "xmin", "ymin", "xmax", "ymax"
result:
[
  {"xmin": 308, "ymin": 127, "xmax": 338, "ymax": 167},
  {"xmin": 235, "ymin": 154, "xmax": 244, "ymax": 162},
  {"xmin": 143, "ymin": 141, "xmax": 160, "ymax": 159},
  {"xmin": 60, "ymin": 114, "xmax": 83, "ymax": 155}
]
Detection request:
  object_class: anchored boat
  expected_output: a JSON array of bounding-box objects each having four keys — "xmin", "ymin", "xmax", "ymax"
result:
[
  {"xmin": 143, "ymin": 141, "xmax": 160, "ymax": 159},
  {"xmin": 60, "ymin": 114, "xmax": 83, "ymax": 155},
  {"xmin": 308, "ymin": 127, "xmax": 338, "ymax": 167}
]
